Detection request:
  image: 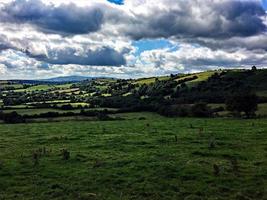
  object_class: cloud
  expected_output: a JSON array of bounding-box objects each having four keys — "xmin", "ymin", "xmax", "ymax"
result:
[
  {"xmin": 123, "ymin": 0, "xmax": 266, "ymax": 40},
  {"xmin": 0, "ymin": 0, "xmax": 267, "ymax": 79},
  {"xmin": 133, "ymin": 43, "xmax": 267, "ymax": 75},
  {"xmin": 0, "ymin": 34, "xmax": 13, "ymax": 51},
  {"xmin": 0, "ymin": 23, "xmax": 128, "ymax": 67},
  {"xmin": 4, "ymin": 0, "xmax": 265, "ymax": 39},
  {"xmin": 25, "ymin": 46, "xmax": 126, "ymax": 66},
  {"xmin": 0, "ymin": 0, "xmax": 104, "ymax": 35},
  {"xmin": 179, "ymin": 34, "xmax": 267, "ymax": 52}
]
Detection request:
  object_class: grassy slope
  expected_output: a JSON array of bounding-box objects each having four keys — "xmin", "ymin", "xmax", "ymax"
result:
[
  {"xmin": 175, "ymin": 71, "xmax": 215, "ymax": 82},
  {"xmin": 0, "ymin": 113, "xmax": 266, "ymax": 200},
  {"xmin": 188, "ymin": 71, "xmax": 216, "ymax": 83},
  {"xmin": 134, "ymin": 76, "xmax": 170, "ymax": 85},
  {"xmin": 133, "ymin": 71, "xmax": 215, "ymax": 86}
]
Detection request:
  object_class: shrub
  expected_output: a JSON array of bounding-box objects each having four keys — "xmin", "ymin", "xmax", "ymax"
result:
[
  {"xmin": 61, "ymin": 149, "xmax": 70, "ymax": 160},
  {"xmin": 1, "ymin": 111, "xmax": 25, "ymax": 123},
  {"xmin": 191, "ymin": 103, "xmax": 212, "ymax": 117},
  {"xmin": 60, "ymin": 104, "xmax": 74, "ymax": 110},
  {"xmin": 157, "ymin": 105, "xmax": 190, "ymax": 117},
  {"xmin": 226, "ymin": 92, "xmax": 258, "ymax": 118}
]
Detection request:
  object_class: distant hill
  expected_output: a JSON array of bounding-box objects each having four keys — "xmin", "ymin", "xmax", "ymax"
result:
[
  {"xmin": 5, "ymin": 76, "xmax": 93, "ymax": 84},
  {"xmin": 3, "ymin": 75, "xmax": 116, "ymax": 84},
  {"xmin": 40, "ymin": 76, "xmax": 92, "ymax": 83}
]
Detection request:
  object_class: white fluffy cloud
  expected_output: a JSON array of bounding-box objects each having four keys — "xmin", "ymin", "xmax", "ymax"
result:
[{"xmin": 135, "ymin": 43, "xmax": 267, "ymax": 75}]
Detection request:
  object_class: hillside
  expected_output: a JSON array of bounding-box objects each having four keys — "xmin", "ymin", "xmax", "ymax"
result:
[{"xmin": 1, "ymin": 68, "xmax": 267, "ymax": 119}]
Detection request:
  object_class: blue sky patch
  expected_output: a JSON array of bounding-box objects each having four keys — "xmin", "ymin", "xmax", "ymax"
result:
[
  {"xmin": 262, "ymin": 0, "xmax": 267, "ymax": 9},
  {"xmin": 107, "ymin": 0, "xmax": 124, "ymax": 5},
  {"xmin": 133, "ymin": 39, "xmax": 177, "ymax": 55}
]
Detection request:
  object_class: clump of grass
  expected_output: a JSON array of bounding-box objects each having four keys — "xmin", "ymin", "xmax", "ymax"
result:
[
  {"xmin": 174, "ymin": 135, "xmax": 178, "ymax": 143},
  {"xmin": 75, "ymin": 154, "xmax": 87, "ymax": 162},
  {"xmin": 0, "ymin": 160, "xmax": 3, "ymax": 169},
  {"xmin": 198, "ymin": 127, "xmax": 204, "ymax": 135},
  {"xmin": 213, "ymin": 164, "xmax": 220, "ymax": 176},
  {"xmin": 184, "ymin": 194, "xmax": 203, "ymax": 200},
  {"xmin": 50, "ymin": 183, "xmax": 62, "ymax": 190},
  {"xmin": 102, "ymin": 127, "xmax": 106, "ymax": 133},
  {"xmin": 37, "ymin": 147, "xmax": 49, "ymax": 156},
  {"xmin": 209, "ymin": 138, "xmax": 216, "ymax": 149},
  {"xmin": 51, "ymin": 136, "xmax": 68, "ymax": 141},
  {"xmin": 32, "ymin": 152, "xmax": 39, "ymax": 166},
  {"xmin": 78, "ymin": 192, "xmax": 97, "ymax": 200},
  {"xmin": 93, "ymin": 160, "xmax": 103, "ymax": 168},
  {"xmin": 31, "ymin": 147, "xmax": 48, "ymax": 166},
  {"xmin": 230, "ymin": 157, "xmax": 239, "ymax": 174},
  {"xmin": 61, "ymin": 149, "xmax": 70, "ymax": 160}
]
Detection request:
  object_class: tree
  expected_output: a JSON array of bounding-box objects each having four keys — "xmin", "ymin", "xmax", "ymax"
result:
[
  {"xmin": 252, "ymin": 66, "xmax": 257, "ymax": 71},
  {"xmin": 226, "ymin": 92, "xmax": 258, "ymax": 118},
  {"xmin": 170, "ymin": 74, "xmax": 176, "ymax": 78}
]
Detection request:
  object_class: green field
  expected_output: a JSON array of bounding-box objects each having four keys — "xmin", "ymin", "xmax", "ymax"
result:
[
  {"xmin": 175, "ymin": 71, "xmax": 216, "ymax": 87},
  {"xmin": 132, "ymin": 71, "xmax": 216, "ymax": 86},
  {"xmin": 188, "ymin": 71, "xmax": 215, "ymax": 83},
  {"xmin": 134, "ymin": 76, "xmax": 170, "ymax": 85},
  {"xmin": 2, "ymin": 107, "xmax": 117, "ymax": 116},
  {"xmin": 0, "ymin": 84, "xmax": 24, "ymax": 90},
  {"xmin": 12, "ymin": 84, "xmax": 73, "ymax": 92},
  {"xmin": 2, "ymin": 108, "xmax": 79, "ymax": 115},
  {"xmin": 0, "ymin": 113, "xmax": 266, "ymax": 199}
]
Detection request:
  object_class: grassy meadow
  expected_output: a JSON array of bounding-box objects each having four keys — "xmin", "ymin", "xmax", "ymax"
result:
[{"xmin": 0, "ymin": 113, "xmax": 266, "ymax": 200}]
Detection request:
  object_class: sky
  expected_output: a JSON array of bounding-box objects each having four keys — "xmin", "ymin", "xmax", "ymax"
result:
[{"xmin": 0, "ymin": 0, "xmax": 267, "ymax": 79}]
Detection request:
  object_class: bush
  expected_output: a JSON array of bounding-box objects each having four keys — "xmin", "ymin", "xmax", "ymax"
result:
[
  {"xmin": 60, "ymin": 104, "xmax": 74, "ymax": 110},
  {"xmin": 191, "ymin": 103, "xmax": 212, "ymax": 117},
  {"xmin": 96, "ymin": 112, "xmax": 113, "ymax": 121},
  {"xmin": 1, "ymin": 111, "xmax": 25, "ymax": 123},
  {"xmin": 226, "ymin": 92, "xmax": 258, "ymax": 118},
  {"xmin": 157, "ymin": 105, "xmax": 190, "ymax": 117}
]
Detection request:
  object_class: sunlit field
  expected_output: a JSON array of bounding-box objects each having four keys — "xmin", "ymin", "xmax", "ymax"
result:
[{"xmin": 0, "ymin": 113, "xmax": 266, "ymax": 200}]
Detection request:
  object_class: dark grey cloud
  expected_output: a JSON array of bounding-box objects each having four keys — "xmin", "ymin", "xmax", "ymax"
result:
[
  {"xmin": 0, "ymin": 35, "xmax": 12, "ymax": 51},
  {"xmin": 0, "ymin": 0, "xmax": 104, "ymax": 35},
  {"xmin": 126, "ymin": 0, "xmax": 266, "ymax": 40},
  {"xmin": 24, "ymin": 47, "xmax": 126, "ymax": 66},
  {"xmin": 0, "ymin": 43, "xmax": 10, "ymax": 51},
  {"xmin": 0, "ymin": 31, "xmax": 126, "ymax": 67},
  {"xmin": 1, "ymin": 0, "xmax": 266, "ymax": 41},
  {"xmin": 180, "ymin": 33, "xmax": 267, "ymax": 53}
]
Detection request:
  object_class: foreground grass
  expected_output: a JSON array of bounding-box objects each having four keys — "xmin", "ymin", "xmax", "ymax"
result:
[{"xmin": 0, "ymin": 113, "xmax": 266, "ymax": 200}]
